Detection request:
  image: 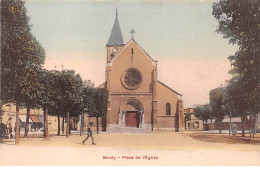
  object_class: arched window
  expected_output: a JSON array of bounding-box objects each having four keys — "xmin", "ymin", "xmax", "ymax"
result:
[
  {"xmin": 166, "ymin": 103, "xmax": 171, "ymax": 115},
  {"xmin": 111, "ymin": 54, "xmax": 115, "ymax": 60}
]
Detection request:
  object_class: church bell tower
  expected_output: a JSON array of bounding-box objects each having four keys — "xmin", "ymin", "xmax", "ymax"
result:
[{"xmin": 106, "ymin": 10, "xmax": 125, "ymax": 63}]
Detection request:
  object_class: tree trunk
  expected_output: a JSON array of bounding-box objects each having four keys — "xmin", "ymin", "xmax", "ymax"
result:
[
  {"xmin": 15, "ymin": 103, "xmax": 20, "ymax": 144},
  {"xmin": 24, "ymin": 106, "xmax": 31, "ymax": 138},
  {"xmin": 57, "ymin": 115, "xmax": 60, "ymax": 136},
  {"xmin": 253, "ymin": 114, "xmax": 256, "ymax": 139},
  {"xmin": 82, "ymin": 114, "xmax": 85, "ymax": 132},
  {"xmin": 214, "ymin": 116, "xmax": 217, "ymax": 131},
  {"xmin": 206, "ymin": 119, "xmax": 208, "ymax": 131},
  {"xmin": 229, "ymin": 114, "xmax": 231, "ymax": 136},
  {"xmin": 249, "ymin": 115, "xmax": 252, "ymax": 138},
  {"xmin": 66, "ymin": 112, "xmax": 69, "ymax": 138},
  {"xmin": 96, "ymin": 116, "xmax": 99, "ymax": 134},
  {"xmin": 44, "ymin": 106, "xmax": 48, "ymax": 140},
  {"xmin": 62, "ymin": 117, "xmax": 65, "ymax": 135},
  {"xmin": 80, "ymin": 114, "xmax": 83, "ymax": 136},
  {"xmin": 218, "ymin": 117, "xmax": 222, "ymax": 134},
  {"xmin": 202, "ymin": 119, "xmax": 204, "ymax": 131},
  {"xmin": 241, "ymin": 116, "xmax": 246, "ymax": 137},
  {"xmin": 69, "ymin": 117, "xmax": 71, "ymax": 134}
]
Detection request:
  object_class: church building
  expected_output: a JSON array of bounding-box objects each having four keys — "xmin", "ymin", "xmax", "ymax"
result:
[{"xmin": 100, "ymin": 11, "xmax": 185, "ymax": 132}]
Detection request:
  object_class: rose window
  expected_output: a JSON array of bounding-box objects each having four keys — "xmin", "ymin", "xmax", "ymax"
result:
[{"xmin": 121, "ymin": 68, "xmax": 142, "ymax": 90}]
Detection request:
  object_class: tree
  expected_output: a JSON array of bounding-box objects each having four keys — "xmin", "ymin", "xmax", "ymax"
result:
[
  {"xmin": 93, "ymin": 88, "xmax": 108, "ymax": 134},
  {"xmin": 57, "ymin": 70, "xmax": 84, "ymax": 137},
  {"xmin": 194, "ymin": 104, "xmax": 212, "ymax": 130},
  {"xmin": 212, "ymin": 0, "xmax": 260, "ymax": 136},
  {"xmin": 81, "ymin": 81, "xmax": 96, "ymax": 135},
  {"xmin": 209, "ymin": 87, "xmax": 226, "ymax": 134},
  {"xmin": 38, "ymin": 70, "xmax": 84, "ymax": 137},
  {"xmin": 37, "ymin": 69, "xmax": 57, "ymax": 140},
  {"xmin": 1, "ymin": 0, "xmax": 45, "ymax": 142},
  {"xmin": 21, "ymin": 35, "xmax": 45, "ymax": 138},
  {"xmin": 82, "ymin": 87, "xmax": 96, "ymax": 131},
  {"xmin": 84, "ymin": 87, "xmax": 108, "ymax": 134},
  {"xmin": 224, "ymin": 76, "xmax": 251, "ymax": 137},
  {"xmin": 38, "ymin": 70, "xmax": 63, "ymax": 136}
]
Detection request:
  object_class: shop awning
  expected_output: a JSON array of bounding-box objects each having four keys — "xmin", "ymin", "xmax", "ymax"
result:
[
  {"xmin": 30, "ymin": 115, "xmax": 40, "ymax": 123},
  {"xmin": 37, "ymin": 115, "xmax": 44, "ymax": 124},
  {"xmin": 19, "ymin": 115, "xmax": 33, "ymax": 123}
]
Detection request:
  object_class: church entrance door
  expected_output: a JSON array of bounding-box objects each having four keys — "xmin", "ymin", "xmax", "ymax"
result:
[{"xmin": 125, "ymin": 111, "xmax": 139, "ymax": 128}]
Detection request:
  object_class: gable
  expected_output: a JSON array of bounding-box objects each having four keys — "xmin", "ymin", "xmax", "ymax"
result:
[
  {"xmin": 109, "ymin": 39, "xmax": 156, "ymax": 66},
  {"xmin": 108, "ymin": 39, "xmax": 157, "ymax": 93}
]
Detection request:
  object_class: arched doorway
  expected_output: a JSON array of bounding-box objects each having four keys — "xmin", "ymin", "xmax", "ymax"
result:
[{"xmin": 119, "ymin": 98, "xmax": 144, "ymax": 128}]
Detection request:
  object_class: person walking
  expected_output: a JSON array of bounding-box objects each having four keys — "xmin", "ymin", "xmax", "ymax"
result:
[
  {"xmin": 82, "ymin": 122, "xmax": 95, "ymax": 145},
  {"xmin": 8, "ymin": 123, "xmax": 13, "ymax": 138}
]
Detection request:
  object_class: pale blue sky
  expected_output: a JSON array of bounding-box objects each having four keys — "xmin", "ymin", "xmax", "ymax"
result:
[
  {"xmin": 25, "ymin": 0, "xmax": 237, "ymax": 59},
  {"xmin": 25, "ymin": 0, "xmax": 238, "ymax": 107}
]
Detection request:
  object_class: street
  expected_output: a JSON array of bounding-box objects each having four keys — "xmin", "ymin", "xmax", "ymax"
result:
[{"xmin": 0, "ymin": 131, "xmax": 260, "ymax": 165}]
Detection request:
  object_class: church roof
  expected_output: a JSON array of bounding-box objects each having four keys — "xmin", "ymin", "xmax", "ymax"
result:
[
  {"xmin": 158, "ymin": 81, "xmax": 182, "ymax": 96},
  {"xmin": 106, "ymin": 12, "xmax": 124, "ymax": 46}
]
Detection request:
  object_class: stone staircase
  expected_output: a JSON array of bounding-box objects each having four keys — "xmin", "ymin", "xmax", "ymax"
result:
[{"xmin": 106, "ymin": 127, "xmax": 151, "ymax": 134}]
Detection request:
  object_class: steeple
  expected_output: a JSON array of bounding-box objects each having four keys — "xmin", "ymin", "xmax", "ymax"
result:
[{"xmin": 106, "ymin": 10, "xmax": 124, "ymax": 47}]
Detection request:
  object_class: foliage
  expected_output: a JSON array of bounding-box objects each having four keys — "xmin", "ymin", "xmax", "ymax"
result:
[
  {"xmin": 224, "ymin": 76, "xmax": 250, "ymax": 118},
  {"xmin": 1, "ymin": 0, "xmax": 109, "ymax": 136},
  {"xmin": 1, "ymin": 0, "xmax": 45, "ymax": 107},
  {"xmin": 82, "ymin": 85, "xmax": 96, "ymax": 116},
  {"xmin": 212, "ymin": 0, "xmax": 260, "ymax": 117},
  {"xmin": 58, "ymin": 70, "xmax": 84, "ymax": 117},
  {"xmin": 93, "ymin": 88, "xmax": 108, "ymax": 118},
  {"xmin": 209, "ymin": 87, "xmax": 226, "ymax": 119},
  {"xmin": 212, "ymin": 0, "xmax": 259, "ymax": 46},
  {"xmin": 194, "ymin": 104, "xmax": 212, "ymax": 123},
  {"xmin": 38, "ymin": 70, "xmax": 84, "ymax": 118}
]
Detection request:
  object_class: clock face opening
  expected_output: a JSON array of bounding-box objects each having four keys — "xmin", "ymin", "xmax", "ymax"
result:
[
  {"xmin": 121, "ymin": 68, "xmax": 142, "ymax": 90},
  {"xmin": 112, "ymin": 47, "xmax": 118, "ymax": 53}
]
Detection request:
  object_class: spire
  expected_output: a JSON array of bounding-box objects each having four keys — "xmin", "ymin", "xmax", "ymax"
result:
[{"xmin": 106, "ymin": 10, "xmax": 124, "ymax": 46}]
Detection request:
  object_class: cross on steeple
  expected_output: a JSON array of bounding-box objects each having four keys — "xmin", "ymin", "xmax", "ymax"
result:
[{"xmin": 130, "ymin": 29, "xmax": 135, "ymax": 39}]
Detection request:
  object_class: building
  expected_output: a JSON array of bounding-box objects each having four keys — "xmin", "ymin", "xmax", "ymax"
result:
[
  {"xmin": 184, "ymin": 107, "xmax": 203, "ymax": 130},
  {"xmin": 1, "ymin": 104, "xmax": 61, "ymax": 134},
  {"xmin": 100, "ymin": 11, "xmax": 184, "ymax": 132}
]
